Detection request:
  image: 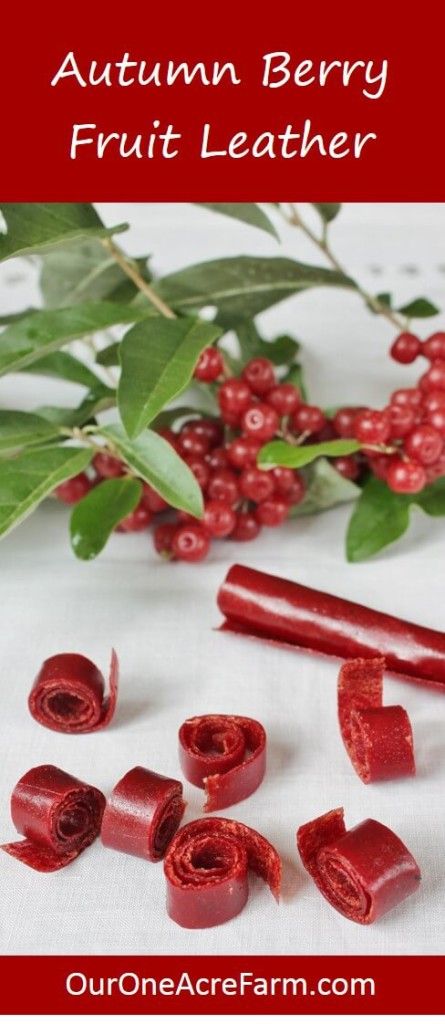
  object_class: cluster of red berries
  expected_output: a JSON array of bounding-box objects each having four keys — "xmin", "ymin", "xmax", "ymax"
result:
[{"xmin": 54, "ymin": 330, "xmax": 445, "ymax": 561}]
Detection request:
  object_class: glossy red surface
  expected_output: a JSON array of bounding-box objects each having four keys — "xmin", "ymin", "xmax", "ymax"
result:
[
  {"xmin": 218, "ymin": 564, "xmax": 445, "ymax": 690},
  {"xmin": 297, "ymin": 807, "xmax": 421, "ymax": 923},
  {"xmin": 338, "ymin": 658, "xmax": 415, "ymax": 782},
  {"xmin": 101, "ymin": 766, "xmax": 185, "ymax": 861},
  {"xmin": 164, "ymin": 817, "xmax": 281, "ymax": 929},
  {"xmin": 1, "ymin": 765, "xmax": 105, "ymax": 871},
  {"xmin": 178, "ymin": 715, "xmax": 266, "ymax": 811},
  {"xmin": 28, "ymin": 650, "xmax": 119, "ymax": 733}
]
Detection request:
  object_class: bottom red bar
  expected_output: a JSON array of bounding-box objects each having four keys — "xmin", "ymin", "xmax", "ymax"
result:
[{"xmin": 0, "ymin": 955, "xmax": 442, "ymax": 1014}]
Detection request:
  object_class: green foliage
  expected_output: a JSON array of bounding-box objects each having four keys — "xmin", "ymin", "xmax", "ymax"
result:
[{"xmin": 70, "ymin": 477, "xmax": 142, "ymax": 559}]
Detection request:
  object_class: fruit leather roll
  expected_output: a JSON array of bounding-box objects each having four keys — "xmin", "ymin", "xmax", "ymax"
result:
[
  {"xmin": 217, "ymin": 564, "xmax": 445, "ymax": 690},
  {"xmin": 179, "ymin": 714, "xmax": 266, "ymax": 811},
  {"xmin": 1, "ymin": 765, "xmax": 105, "ymax": 871},
  {"xmin": 164, "ymin": 817, "xmax": 281, "ymax": 928},
  {"xmin": 101, "ymin": 767, "xmax": 185, "ymax": 861},
  {"xmin": 28, "ymin": 650, "xmax": 119, "ymax": 733}
]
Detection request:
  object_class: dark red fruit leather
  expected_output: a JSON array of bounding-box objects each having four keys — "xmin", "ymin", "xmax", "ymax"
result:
[
  {"xmin": 1, "ymin": 765, "xmax": 105, "ymax": 871},
  {"xmin": 164, "ymin": 817, "xmax": 281, "ymax": 928},
  {"xmin": 101, "ymin": 766, "xmax": 185, "ymax": 861},
  {"xmin": 218, "ymin": 564, "xmax": 445, "ymax": 690},
  {"xmin": 297, "ymin": 807, "xmax": 420, "ymax": 924},
  {"xmin": 338, "ymin": 658, "xmax": 415, "ymax": 782},
  {"xmin": 178, "ymin": 714, "xmax": 266, "ymax": 811},
  {"xmin": 28, "ymin": 649, "xmax": 119, "ymax": 732}
]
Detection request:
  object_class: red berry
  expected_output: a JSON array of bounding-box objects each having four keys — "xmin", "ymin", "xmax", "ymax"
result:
[
  {"xmin": 187, "ymin": 418, "xmax": 223, "ymax": 449},
  {"xmin": 267, "ymin": 383, "xmax": 301, "ymax": 416},
  {"xmin": 242, "ymin": 357, "xmax": 276, "ymax": 396},
  {"xmin": 206, "ymin": 447, "xmax": 229, "ymax": 472},
  {"xmin": 332, "ymin": 407, "xmax": 365, "ymax": 438},
  {"xmin": 55, "ymin": 473, "xmax": 92, "ymax": 504},
  {"xmin": 184, "ymin": 456, "xmax": 210, "ymax": 491},
  {"xmin": 203, "ymin": 500, "xmax": 236, "ymax": 538},
  {"xmin": 368, "ymin": 454, "xmax": 395, "ymax": 481},
  {"xmin": 93, "ymin": 452, "xmax": 124, "ymax": 478},
  {"xmin": 226, "ymin": 435, "xmax": 261, "ymax": 469},
  {"xmin": 218, "ymin": 378, "xmax": 252, "ymax": 424},
  {"xmin": 241, "ymin": 403, "xmax": 279, "ymax": 442},
  {"xmin": 172, "ymin": 524, "xmax": 210, "ymax": 562},
  {"xmin": 390, "ymin": 332, "xmax": 421, "ymax": 364},
  {"xmin": 255, "ymin": 497, "xmax": 289, "ymax": 526},
  {"xmin": 230, "ymin": 512, "xmax": 261, "ymax": 542},
  {"xmin": 404, "ymin": 424, "xmax": 444, "ymax": 466},
  {"xmin": 423, "ymin": 391, "xmax": 445, "ymax": 413},
  {"xmin": 240, "ymin": 466, "xmax": 275, "ymax": 502},
  {"xmin": 386, "ymin": 458, "xmax": 426, "ymax": 494},
  {"xmin": 286, "ymin": 473, "xmax": 306, "ymax": 506},
  {"xmin": 271, "ymin": 466, "xmax": 297, "ymax": 493},
  {"xmin": 157, "ymin": 428, "xmax": 181, "ymax": 453},
  {"xmin": 425, "ymin": 407, "xmax": 445, "ymax": 438},
  {"xmin": 207, "ymin": 469, "xmax": 239, "ymax": 505},
  {"xmin": 314, "ymin": 419, "xmax": 337, "ymax": 442},
  {"xmin": 292, "ymin": 404, "xmax": 326, "ymax": 435},
  {"xmin": 423, "ymin": 332, "xmax": 445, "ymax": 362},
  {"xmin": 194, "ymin": 347, "xmax": 224, "ymax": 382},
  {"xmin": 117, "ymin": 502, "xmax": 152, "ymax": 532},
  {"xmin": 332, "ymin": 455, "xmax": 360, "ymax": 481},
  {"xmin": 179, "ymin": 425, "xmax": 210, "ymax": 458},
  {"xmin": 354, "ymin": 409, "xmax": 391, "ymax": 446},
  {"xmin": 387, "ymin": 402, "xmax": 417, "ymax": 439},
  {"xmin": 419, "ymin": 361, "xmax": 445, "ymax": 393},
  {"xmin": 141, "ymin": 483, "xmax": 169, "ymax": 513},
  {"xmin": 391, "ymin": 388, "xmax": 423, "ymax": 408},
  {"xmin": 425, "ymin": 453, "xmax": 445, "ymax": 482},
  {"xmin": 153, "ymin": 522, "xmax": 177, "ymax": 558}
]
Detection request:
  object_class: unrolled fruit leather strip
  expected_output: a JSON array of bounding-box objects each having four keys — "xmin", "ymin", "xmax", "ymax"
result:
[
  {"xmin": 338, "ymin": 657, "xmax": 415, "ymax": 783},
  {"xmin": 164, "ymin": 816, "xmax": 281, "ymax": 928},
  {"xmin": 1, "ymin": 764, "xmax": 105, "ymax": 871},
  {"xmin": 178, "ymin": 714, "xmax": 266, "ymax": 811},
  {"xmin": 28, "ymin": 650, "xmax": 119, "ymax": 733},
  {"xmin": 101, "ymin": 767, "xmax": 185, "ymax": 861},
  {"xmin": 217, "ymin": 564, "xmax": 445, "ymax": 690},
  {"xmin": 297, "ymin": 807, "xmax": 421, "ymax": 924}
]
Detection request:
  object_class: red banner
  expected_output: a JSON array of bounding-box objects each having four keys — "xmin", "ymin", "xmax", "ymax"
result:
[
  {"xmin": 1, "ymin": 0, "xmax": 444, "ymax": 200},
  {"xmin": 0, "ymin": 954, "xmax": 442, "ymax": 1014}
]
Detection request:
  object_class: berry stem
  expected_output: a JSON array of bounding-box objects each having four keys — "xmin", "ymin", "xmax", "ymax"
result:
[
  {"xmin": 101, "ymin": 238, "xmax": 176, "ymax": 320},
  {"xmin": 283, "ymin": 204, "xmax": 408, "ymax": 332}
]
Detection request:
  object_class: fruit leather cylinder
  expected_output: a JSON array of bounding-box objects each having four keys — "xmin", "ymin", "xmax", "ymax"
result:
[
  {"xmin": 101, "ymin": 767, "xmax": 185, "ymax": 861},
  {"xmin": 218, "ymin": 564, "xmax": 445, "ymax": 690}
]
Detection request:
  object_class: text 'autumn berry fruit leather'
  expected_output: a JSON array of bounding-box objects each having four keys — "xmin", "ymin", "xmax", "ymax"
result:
[
  {"xmin": 338, "ymin": 657, "xmax": 415, "ymax": 782},
  {"xmin": 179, "ymin": 715, "xmax": 266, "ymax": 811},
  {"xmin": 1, "ymin": 765, "xmax": 105, "ymax": 871},
  {"xmin": 164, "ymin": 817, "xmax": 281, "ymax": 928},
  {"xmin": 297, "ymin": 807, "xmax": 421, "ymax": 924},
  {"xmin": 101, "ymin": 767, "xmax": 185, "ymax": 861},
  {"xmin": 28, "ymin": 650, "xmax": 119, "ymax": 732},
  {"xmin": 217, "ymin": 564, "xmax": 445, "ymax": 690}
]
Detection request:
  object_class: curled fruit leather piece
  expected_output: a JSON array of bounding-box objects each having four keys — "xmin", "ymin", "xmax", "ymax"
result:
[
  {"xmin": 297, "ymin": 807, "xmax": 421, "ymax": 924},
  {"xmin": 28, "ymin": 650, "xmax": 119, "ymax": 733},
  {"xmin": 178, "ymin": 714, "xmax": 266, "ymax": 811},
  {"xmin": 338, "ymin": 658, "xmax": 415, "ymax": 783},
  {"xmin": 101, "ymin": 767, "xmax": 185, "ymax": 861},
  {"xmin": 1, "ymin": 765, "xmax": 105, "ymax": 871},
  {"xmin": 218, "ymin": 563, "xmax": 445, "ymax": 690},
  {"xmin": 164, "ymin": 817, "xmax": 281, "ymax": 928}
]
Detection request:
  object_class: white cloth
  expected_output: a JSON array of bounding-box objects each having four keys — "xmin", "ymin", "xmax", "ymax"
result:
[{"xmin": 0, "ymin": 204, "xmax": 444, "ymax": 954}]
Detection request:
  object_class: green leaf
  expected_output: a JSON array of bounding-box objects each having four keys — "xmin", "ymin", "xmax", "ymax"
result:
[
  {"xmin": 258, "ymin": 438, "xmax": 360, "ymax": 469},
  {"xmin": 290, "ymin": 458, "xmax": 360, "ymax": 517},
  {"xmin": 20, "ymin": 350, "xmax": 105, "ymax": 390},
  {"xmin": 397, "ymin": 297, "xmax": 440, "ymax": 318},
  {"xmin": 236, "ymin": 321, "xmax": 299, "ymax": 365},
  {"xmin": 70, "ymin": 476, "xmax": 142, "ymax": 560},
  {"xmin": 0, "ymin": 411, "xmax": 60, "ymax": 452},
  {"xmin": 0, "ymin": 445, "xmax": 92, "ymax": 539},
  {"xmin": 101, "ymin": 425, "xmax": 204, "ymax": 518},
  {"xmin": 0, "ymin": 302, "xmax": 147, "ymax": 377},
  {"xmin": 156, "ymin": 256, "xmax": 354, "ymax": 328},
  {"xmin": 39, "ymin": 238, "xmax": 151, "ymax": 308},
  {"xmin": 366, "ymin": 292, "xmax": 392, "ymax": 315},
  {"xmin": 196, "ymin": 204, "xmax": 279, "ymax": 240},
  {"xmin": 0, "ymin": 308, "xmax": 37, "ymax": 325},
  {"xmin": 37, "ymin": 388, "xmax": 115, "ymax": 429},
  {"xmin": 151, "ymin": 406, "xmax": 207, "ymax": 430},
  {"xmin": 96, "ymin": 342, "xmax": 120, "ymax": 367},
  {"xmin": 0, "ymin": 204, "xmax": 127, "ymax": 262},
  {"xmin": 313, "ymin": 203, "xmax": 342, "ymax": 223},
  {"xmin": 415, "ymin": 476, "xmax": 445, "ymax": 515},
  {"xmin": 118, "ymin": 317, "xmax": 222, "ymax": 438},
  {"xmin": 346, "ymin": 477, "xmax": 410, "ymax": 562}
]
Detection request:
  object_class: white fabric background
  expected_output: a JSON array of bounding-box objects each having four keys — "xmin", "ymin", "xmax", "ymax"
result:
[{"xmin": 0, "ymin": 203, "xmax": 444, "ymax": 955}]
